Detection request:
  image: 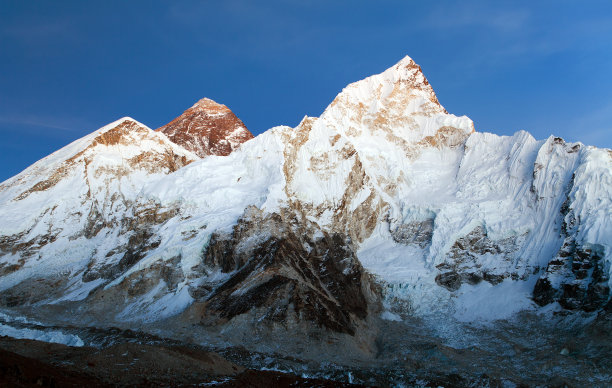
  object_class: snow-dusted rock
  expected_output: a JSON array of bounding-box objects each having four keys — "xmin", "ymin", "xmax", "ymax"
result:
[{"xmin": 0, "ymin": 56, "xmax": 610, "ymax": 337}]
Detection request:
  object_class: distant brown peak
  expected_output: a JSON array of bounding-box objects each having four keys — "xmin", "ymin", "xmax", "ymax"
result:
[
  {"xmin": 187, "ymin": 98, "xmax": 232, "ymax": 114},
  {"xmin": 156, "ymin": 97, "xmax": 254, "ymax": 158}
]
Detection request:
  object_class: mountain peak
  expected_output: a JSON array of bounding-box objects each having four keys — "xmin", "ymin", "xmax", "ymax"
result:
[
  {"xmin": 116, "ymin": 116, "xmax": 139, "ymax": 124},
  {"xmin": 189, "ymin": 97, "xmax": 231, "ymax": 113},
  {"xmin": 386, "ymin": 55, "xmax": 431, "ymax": 88},
  {"xmin": 388, "ymin": 55, "xmax": 422, "ymax": 76},
  {"xmin": 1, "ymin": 56, "xmax": 611, "ymax": 386},
  {"xmin": 157, "ymin": 98, "xmax": 254, "ymax": 158},
  {"xmin": 317, "ymin": 56, "xmax": 470, "ymax": 146},
  {"xmin": 323, "ymin": 56, "xmax": 446, "ymax": 119},
  {"xmin": 395, "ymin": 54, "xmax": 416, "ymax": 66}
]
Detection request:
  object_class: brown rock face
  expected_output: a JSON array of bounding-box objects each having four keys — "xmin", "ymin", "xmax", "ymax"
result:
[
  {"xmin": 193, "ymin": 206, "xmax": 379, "ymax": 336},
  {"xmin": 157, "ymin": 98, "xmax": 254, "ymax": 158}
]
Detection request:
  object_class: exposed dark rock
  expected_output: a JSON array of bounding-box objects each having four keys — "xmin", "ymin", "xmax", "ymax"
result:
[
  {"xmin": 482, "ymin": 272, "xmax": 505, "ymax": 285},
  {"xmin": 0, "ymin": 276, "xmax": 67, "ymax": 307},
  {"xmin": 390, "ymin": 218, "xmax": 434, "ymax": 248},
  {"xmin": 450, "ymin": 226, "xmax": 502, "ymax": 256},
  {"xmin": 533, "ymin": 243, "xmax": 610, "ymax": 311},
  {"xmin": 435, "ymin": 271, "xmax": 462, "ymax": 291},
  {"xmin": 198, "ymin": 206, "xmax": 376, "ymax": 335},
  {"xmin": 0, "ymin": 223, "xmax": 59, "ymax": 264},
  {"xmin": 535, "ymin": 173, "xmax": 611, "ymax": 312},
  {"xmin": 435, "ymin": 226, "xmax": 521, "ymax": 290},
  {"xmin": 82, "ymin": 203, "xmax": 178, "ymax": 283},
  {"xmin": 204, "ymin": 232, "xmax": 243, "ymax": 272},
  {"xmin": 156, "ymin": 98, "xmax": 253, "ymax": 158},
  {"xmin": 160, "ymin": 255, "xmax": 185, "ymax": 291},
  {"xmin": 83, "ymin": 229, "xmax": 159, "ymax": 282},
  {"xmin": 210, "ymin": 275, "xmax": 291, "ymax": 320},
  {"xmin": 461, "ymin": 272, "xmax": 483, "ymax": 285},
  {"xmin": 114, "ymin": 255, "xmax": 187, "ymax": 298},
  {"xmin": 533, "ymin": 278, "xmax": 556, "ymax": 306}
]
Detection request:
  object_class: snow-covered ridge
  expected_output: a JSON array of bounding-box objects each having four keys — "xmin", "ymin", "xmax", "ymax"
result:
[
  {"xmin": 0, "ymin": 55, "xmax": 610, "ymax": 332},
  {"xmin": 0, "ymin": 117, "xmax": 198, "ymax": 296}
]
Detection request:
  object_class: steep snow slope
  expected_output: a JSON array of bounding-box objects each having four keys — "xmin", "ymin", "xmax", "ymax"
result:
[
  {"xmin": 0, "ymin": 56, "xmax": 610, "ymax": 338},
  {"xmin": 0, "ymin": 118, "xmax": 197, "ymax": 300}
]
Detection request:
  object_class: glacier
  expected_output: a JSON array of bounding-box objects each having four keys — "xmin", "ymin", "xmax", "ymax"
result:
[{"xmin": 0, "ymin": 55, "xmax": 610, "ymax": 386}]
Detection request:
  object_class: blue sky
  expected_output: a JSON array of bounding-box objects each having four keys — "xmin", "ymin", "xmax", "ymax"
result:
[{"xmin": 1, "ymin": 0, "xmax": 611, "ymax": 182}]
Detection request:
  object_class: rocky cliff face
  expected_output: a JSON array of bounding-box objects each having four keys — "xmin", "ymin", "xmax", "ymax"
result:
[
  {"xmin": 0, "ymin": 56, "xmax": 610, "ymax": 357},
  {"xmin": 196, "ymin": 206, "xmax": 378, "ymax": 336},
  {"xmin": 157, "ymin": 98, "xmax": 253, "ymax": 158}
]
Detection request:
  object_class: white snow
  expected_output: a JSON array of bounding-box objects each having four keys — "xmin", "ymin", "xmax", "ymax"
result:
[
  {"xmin": 453, "ymin": 278, "xmax": 538, "ymax": 323},
  {"xmin": 0, "ymin": 323, "xmax": 84, "ymax": 347},
  {"xmin": 381, "ymin": 311, "xmax": 402, "ymax": 321},
  {"xmin": 0, "ymin": 55, "xmax": 610, "ymax": 325}
]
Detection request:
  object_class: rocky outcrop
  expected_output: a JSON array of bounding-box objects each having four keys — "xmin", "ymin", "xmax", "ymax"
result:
[
  {"xmin": 435, "ymin": 226, "xmax": 525, "ymax": 291},
  {"xmin": 390, "ymin": 219, "xmax": 434, "ymax": 248},
  {"xmin": 533, "ymin": 243, "xmax": 610, "ymax": 311},
  {"xmin": 157, "ymin": 98, "xmax": 253, "ymax": 158},
  {"xmin": 194, "ymin": 206, "xmax": 380, "ymax": 336},
  {"xmin": 533, "ymin": 157, "xmax": 612, "ymax": 311}
]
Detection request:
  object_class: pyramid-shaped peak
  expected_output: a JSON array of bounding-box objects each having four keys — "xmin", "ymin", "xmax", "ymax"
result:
[
  {"xmin": 381, "ymin": 55, "xmax": 430, "ymax": 86},
  {"xmin": 91, "ymin": 117, "xmax": 152, "ymax": 139},
  {"xmin": 189, "ymin": 97, "xmax": 231, "ymax": 113},
  {"xmin": 394, "ymin": 55, "xmax": 417, "ymax": 67},
  {"xmin": 158, "ymin": 98, "xmax": 253, "ymax": 158},
  {"xmin": 321, "ymin": 55, "xmax": 447, "ymax": 125},
  {"xmin": 116, "ymin": 116, "xmax": 139, "ymax": 124},
  {"xmin": 100, "ymin": 117, "xmax": 146, "ymax": 131}
]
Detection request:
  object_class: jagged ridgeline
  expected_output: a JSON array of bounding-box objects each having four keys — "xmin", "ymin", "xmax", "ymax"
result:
[{"xmin": 0, "ymin": 56, "xmax": 611, "ymax": 356}]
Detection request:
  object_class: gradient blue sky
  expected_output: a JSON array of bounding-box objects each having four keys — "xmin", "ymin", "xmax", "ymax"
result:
[{"xmin": 1, "ymin": 1, "xmax": 611, "ymax": 182}]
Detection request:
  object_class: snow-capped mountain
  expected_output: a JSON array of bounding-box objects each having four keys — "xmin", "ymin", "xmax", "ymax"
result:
[
  {"xmin": 0, "ymin": 56, "xmax": 610, "ymax": 352},
  {"xmin": 0, "ymin": 118, "xmax": 197, "ymax": 303},
  {"xmin": 157, "ymin": 97, "xmax": 253, "ymax": 158}
]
